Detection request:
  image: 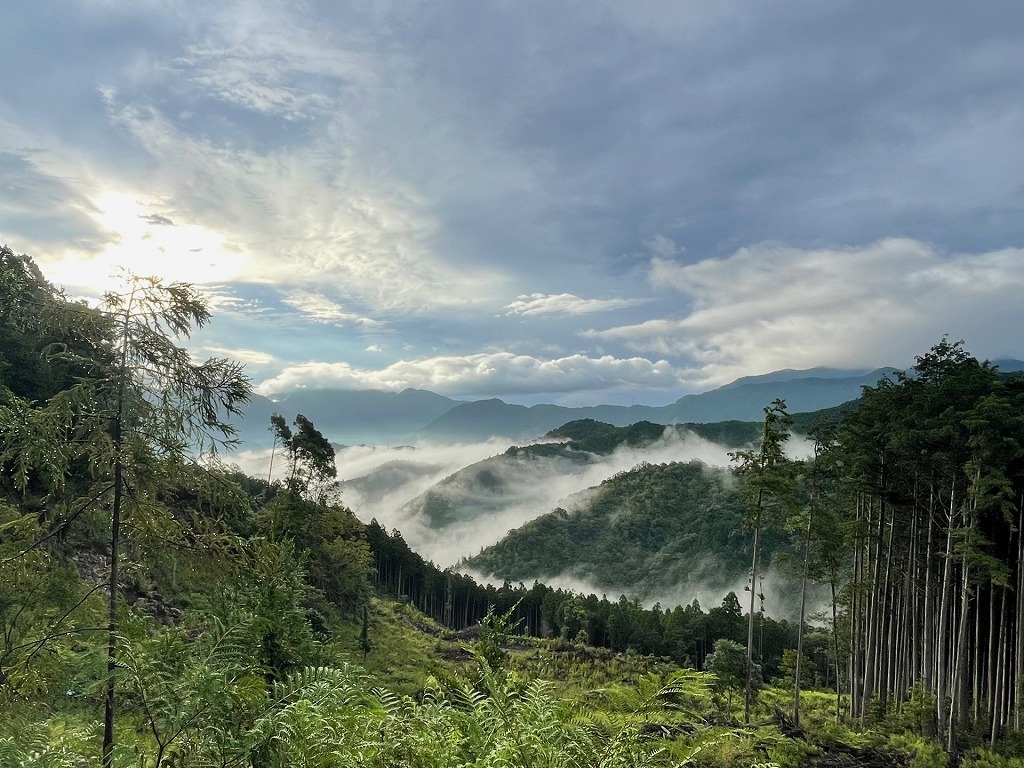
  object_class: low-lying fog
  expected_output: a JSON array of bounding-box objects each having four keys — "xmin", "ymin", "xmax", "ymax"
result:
[
  {"xmin": 230, "ymin": 427, "xmax": 733, "ymax": 561},
  {"xmin": 226, "ymin": 428, "xmax": 818, "ymax": 616}
]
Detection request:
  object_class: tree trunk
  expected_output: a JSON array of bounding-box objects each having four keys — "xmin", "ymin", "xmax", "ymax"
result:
[
  {"xmin": 850, "ymin": 493, "xmax": 864, "ymax": 719},
  {"xmin": 794, "ymin": 503, "xmax": 813, "ymax": 726},
  {"xmin": 992, "ymin": 583, "xmax": 1009, "ymax": 746},
  {"xmin": 862, "ymin": 491, "xmax": 885, "ymax": 718},
  {"xmin": 947, "ymin": 558, "xmax": 971, "ymax": 753},
  {"xmin": 923, "ymin": 480, "xmax": 936, "ymax": 692},
  {"xmin": 102, "ymin": 304, "xmax": 133, "ymax": 768},
  {"xmin": 101, "ymin": 445, "xmax": 122, "ymax": 768},
  {"xmin": 1016, "ymin": 501, "xmax": 1024, "ymax": 731},
  {"xmin": 936, "ymin": 479, "xmax": 957, "ymax": 741},
  {"xmin": 745, "ymin": 514, "xmax": 762, "ymax": 724},
  {"xmin": 830, "ymin": 575, "xmax": 842, "ymax": 722}
]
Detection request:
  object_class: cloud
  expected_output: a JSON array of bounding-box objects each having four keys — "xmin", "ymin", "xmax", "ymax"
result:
[
  {"xmin": 37, "ymin": 190, "xmax": 248, "ymax": 291},
  {"xmin": 255, "ymin": 351, "xmax": 683, "ymax": 396},
  {"xmin": 280, "ymin": 289, "xmax": 389, "ymax": 329},
  {"xmin": 93, "ymin": 90, "xmax": 510, "ymax": 312},
  {"xmin": 503, "ymin": 293, "xmax": 649, "ymax": 317},
  {"xmin": 5, "ymin": 1, "xmax": 1024, "ymax": 407},
  {"xmin": 201, "ymin": 345, "xmax": 274, "ymax": 366},
  {"xmin": 588, "ymin": 239, "xmax": 1024, "ymax": 385},
  {"xmin": 0, "ymin": 149, "xmax": 108, "ymax": 250}
]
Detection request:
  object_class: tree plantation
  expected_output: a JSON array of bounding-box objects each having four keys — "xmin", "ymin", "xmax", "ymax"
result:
[{"xmin": 4, "ymin": 244, "xmax": 1024, "ymax": 767}]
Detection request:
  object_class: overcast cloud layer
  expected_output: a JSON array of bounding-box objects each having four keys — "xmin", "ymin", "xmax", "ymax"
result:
[{"xmin": 3, "ymin": 1, "xmax": 1023, "ymax": 405}]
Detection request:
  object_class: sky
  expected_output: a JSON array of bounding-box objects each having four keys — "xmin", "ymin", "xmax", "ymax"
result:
[{"xmin": 3, "ymin": 1, "xmax": 1024, "ymax": 407}]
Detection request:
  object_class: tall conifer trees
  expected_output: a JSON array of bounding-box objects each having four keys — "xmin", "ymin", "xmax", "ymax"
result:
[{"xmin": 835, "ymin": 339, "xmax": 1024, "ymax": 750}]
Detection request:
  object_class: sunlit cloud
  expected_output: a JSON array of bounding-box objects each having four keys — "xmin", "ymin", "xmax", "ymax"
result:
[
  {"xmin": 96, "ymin": 75, "xmax": 508, "ymax": 314},
  {"xmin": 503, "ymin": 293, "xmax": 649, "ymax": 317},
  {"xmin": 255, "ymin": 351, "xmax": 683, "ymax": 396},
  {"xmin": 590, "ymin": 239, "xmax": 1024, "ymax": 386},
  {"xmin": 38, "ymin": 190, "xmax": 248, "ymax": 293},
  {"xmin": 201, "ymin": 345, "xmax": 275, "ymax": 366},
  {"xmin": 280, "ymin": 289, "xmax": 389, "ymax": 329}
]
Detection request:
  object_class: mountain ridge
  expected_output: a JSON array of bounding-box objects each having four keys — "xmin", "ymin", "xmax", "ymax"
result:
[{"xmin": 232, "ymin": 362, "xmax": 1024, "ymax": 446}]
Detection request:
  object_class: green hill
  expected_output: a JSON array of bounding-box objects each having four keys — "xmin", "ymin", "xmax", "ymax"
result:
[
  {"xmin": 398, "ymin": 419, "xmax": 758, "ymax": 531},
  {"xmin": 467, "ymin": 459, "xmax": 786, "ymax": 599}
]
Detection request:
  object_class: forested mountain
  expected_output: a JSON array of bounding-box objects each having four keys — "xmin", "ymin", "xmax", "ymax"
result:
[
  {"xmin": 466, "ymin": 459, "xmax": 787, "ymax": 601},
  {"xmin": 394, "ymin": 420, "xmax": 685, "ymax": 529},
  {"xmin": 414, "ymin": 367, "xmax": 901, "ymax": 441},
  {"xmin": 387, "ymin": 419, "xmax": 764, "ymax": 556}
]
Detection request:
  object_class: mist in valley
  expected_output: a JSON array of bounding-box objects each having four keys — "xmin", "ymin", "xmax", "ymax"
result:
[
  {"xmin": 227, "ymin": 426, "xmax": 810, "ymax": 614},
  {"xmin": 343, "ymin": 428, "xmax": 736, "ymax": 567}
]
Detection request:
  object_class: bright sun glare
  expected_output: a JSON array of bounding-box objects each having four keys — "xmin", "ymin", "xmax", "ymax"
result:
[{"xmin": 43, "ymin": 191, "xmax": 248, "ymax": 294}]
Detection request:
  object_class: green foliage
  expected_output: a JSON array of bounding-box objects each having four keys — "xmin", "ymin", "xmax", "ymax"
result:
[
  {"xmin": 704, "ymin": 638, "xmax": 753, "ymax": 712},
  {"xmin": 8, "ymin": 256, "xmax": 1024, "ymax": 764},
  {"xmin": 546, "ymin": 419, "xmax": 672, "ymax": 454},
  {"xmin": 963, "ymin": 748, "xmax": 1024, "ymax": 768},
  {"xmin": 730, "ymin": 399, "xmax": 796, "ymax": 530},
  {"xmin": 119, "ymin": 615, "xmax": 268, "ymax": 766},
  {"xmin": 473, "ymin": 604, "xmax": 520, "ymax": 676},
  {"xmin": 775, "ymin": 648, "xmax": 815, "ymax": 691},
  {"xmin": 270, "ymin": 413, "xmax": 337, "ymax": 502},
  {"xmin": 888, "ymin": 733, "xmax": 950, "ymax": 768},
  {"xmin": 258, "ymin": 492, "xmax": 373, "ymax": 616}
]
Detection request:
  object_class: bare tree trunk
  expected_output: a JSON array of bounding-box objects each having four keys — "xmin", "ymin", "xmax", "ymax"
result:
[
  {"xmin": 879, "ymin": 509, "xmax": 896, "ymax": 708},
  {"xmin": 862, "ymin": 492, "xmax": 885, "ymax": 718},
  {"xmin": 850, "ymin": 493, "xmax": 865, "ymax": 719},
  {"xmin": 908, "ymin": 501, "xmax": 920, "ymax": 695},
  {"xmin": 794, "ymin": 502, "xmax": 813, "ymax": 726},
  {"xmin": 971, "ymin": 587, "xmax": 981, "ymax": 724},
  {"xmin": 992, "ymin": 583, "xmax": 1009, "ymax": 746},
  {"xmin": 831, "ymin": 575, "xmax": 842, "ymax": 723},
  {"xmin": 745, "ymin": 516, "xmax": 761, "ymax": 724},
  {"xmin": 1016, "ymin": 502, "xmax": 1024, "ymax": 732},
  {"xmin": 936, "ymin": 479, "xmax": 957, "ymax": 742},
  {"xmin": 986, "ymin": 583, "xmax": 997, "ymax": 724},
  {"xmin": 895, "ymin": 581, "xmax": 911, "ymax": 707},
  {"xmin": 923, "ymin": 481, "xmax": 936, "ymax": 692},
  {"xmin": 948, "ymin": 558, "xmax": 971, "ymax": 753}
]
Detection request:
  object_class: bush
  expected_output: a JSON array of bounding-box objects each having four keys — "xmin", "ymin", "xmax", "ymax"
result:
[
  {"xmin": 963, "ymin": 747, "xmax": 1024, "ymax": 768},
  {"xmin": 887, "ymin": 733, "xmax": 949, "ymax": 768}
]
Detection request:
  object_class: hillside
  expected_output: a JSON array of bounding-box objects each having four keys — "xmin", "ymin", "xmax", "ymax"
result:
[
  {"xmin": 466, "ymin": 459, "xmax": 788, "ymax": 601},
  {"xmin": 391, "ymin": 420, "xmax": 751, "ymax": 549}
]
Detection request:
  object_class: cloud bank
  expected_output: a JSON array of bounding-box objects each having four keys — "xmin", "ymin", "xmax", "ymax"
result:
[{"xmin": 589, "ymin": 240, "xmax": 1024, "ymax": 387}]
